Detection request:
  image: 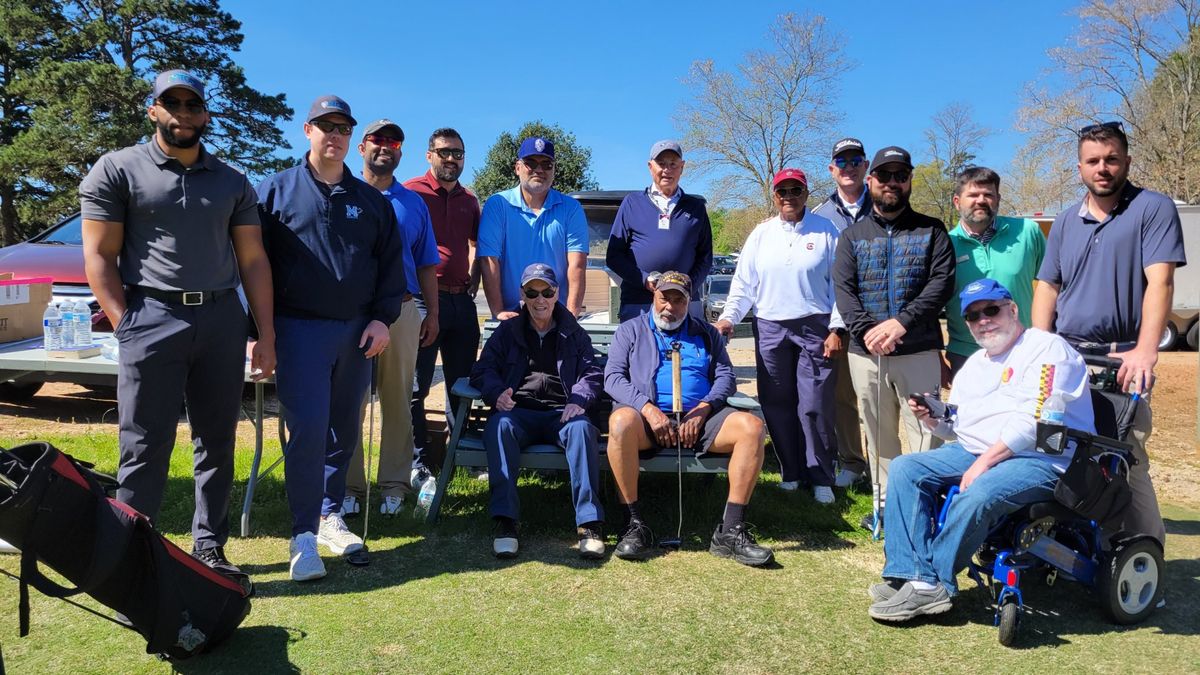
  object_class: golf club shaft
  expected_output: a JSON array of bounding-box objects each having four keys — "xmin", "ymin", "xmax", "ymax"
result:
[
  {"xmin": 872, "ymin": 352, "xmax": 882, "ymax": 541},
  {"xmin": 672, "ymin": 344, "xmax": 683, "ymax": 543},
  {"xmin": 363, "ymin": 357, "xmax": 378, "ymax": 543}
]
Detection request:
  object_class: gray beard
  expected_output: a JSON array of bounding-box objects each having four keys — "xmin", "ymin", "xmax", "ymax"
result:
[{"xmin": 653, "ymin": 313, "xmax": 685, "ymax": 331}]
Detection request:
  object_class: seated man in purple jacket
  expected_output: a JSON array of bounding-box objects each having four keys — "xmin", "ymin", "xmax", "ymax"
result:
[
  {"xmin": 604, "ymin": 271, "xmax": 773, "ymax": 566},
  {"xmin": 470, "ymin": 263, "xmax": 605, "ymax": 560}
]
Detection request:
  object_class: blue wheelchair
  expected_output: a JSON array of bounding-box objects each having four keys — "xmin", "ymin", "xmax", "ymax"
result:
[{"xmin": 934, "ymin": 356, "xmax": 1164, "ymax": 647}]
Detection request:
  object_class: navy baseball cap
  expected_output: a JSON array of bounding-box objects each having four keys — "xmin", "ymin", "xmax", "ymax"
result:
[
  {"xmin": 518, "ymin": 136, "xmax": 555, "ymax": 159},
  {"xmin": 959, "ymin": 279, "xmax": 1013, "ymax": 315},
  {"xmin": 649, "ymin": 139, "xmax": 684, "ymax": 160},
  {"xmin": 520, "ymin": 263, "xmax": 558, "ymax": 289},
  {"xmin": 307, "ymin": 95, "xmax": 357, "ymax": 125},
  {"xmin": 153, "ymin": 69, "xmax": 205, "ymax": 99}
]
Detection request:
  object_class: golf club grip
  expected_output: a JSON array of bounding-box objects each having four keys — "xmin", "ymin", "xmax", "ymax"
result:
[{"xmin": 671, "ymin": 349, "xmax": 682, "ymax": 414}]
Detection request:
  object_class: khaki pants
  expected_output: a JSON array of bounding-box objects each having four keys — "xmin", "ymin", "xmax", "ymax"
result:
[
  {"xmin": 847, "ymin": 350, "xmax": 943, "ymax": 501},
  {"xmin": 833, "ymin": 354, "xmax": 867, "ymax": 474},
  {"xmin": 1106, "ymin": 399, "xmax": 1167, "ymax": 547},
  {"xmin": 347, "ymin": 299, "xmax": 421, "ymax": 500}
]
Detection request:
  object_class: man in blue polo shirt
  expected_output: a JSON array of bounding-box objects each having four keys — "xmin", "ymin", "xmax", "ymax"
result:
[
  {"xmin": 606, "ymin": 140, "xmax": 712, "ymax": 321},
  {"xmin": 257, "ymin": 96, "xmax": 408, "ymax": 582},
  {"xmin": 479, "ymin": 136, "xmax": 589, "ymax": 318}
]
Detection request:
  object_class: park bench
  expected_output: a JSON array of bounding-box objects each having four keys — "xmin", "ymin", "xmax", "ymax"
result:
[{"xmin": 424, "ymin": 321, "xmax": 761, "ymax": 523}]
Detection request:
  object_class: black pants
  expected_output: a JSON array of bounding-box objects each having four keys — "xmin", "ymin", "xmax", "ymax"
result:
[
  {"xmin": 115, "ymin": 289, "xmax": 247, "ymax": 549},
  {"xmin": 411, "ymin": 291, "xmax": 480, "ymax": 471}
]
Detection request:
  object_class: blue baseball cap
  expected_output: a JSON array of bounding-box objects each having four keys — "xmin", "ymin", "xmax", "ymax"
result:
[
  {"xmin": 307, "ymin": 95, "xmax": 357, "ymax": 126},
  {"xmin": 518, "ymin": 136, "xmax": 555, "ymax": 159},
  {"xmin": 153, "ymin": 69, "xmax": 205, "ymax": 99},
  {"xmin": 520, "ymin": 262, "xmax": 558, "ymax": 289},
  {"xmin": 959, "ymin": 279, "xmax": 1013, "ymax": 315}
]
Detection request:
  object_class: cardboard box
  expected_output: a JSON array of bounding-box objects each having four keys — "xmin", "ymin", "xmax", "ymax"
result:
[{"xmin": 0, "ymin": 274, "xmax": 53, "ymax": 345}]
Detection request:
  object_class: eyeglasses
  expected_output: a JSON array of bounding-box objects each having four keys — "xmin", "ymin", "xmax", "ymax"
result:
[
  {"xmin": 523, "ymin": 288, "xmax": 556, "ymax": 299},
  {"xmin": 157, "ymin": 96, "xmax": 206, "ymax": 114},
  {"xmin": 1079, "ymin": 121, "xmax": 1124, "ymax": 135},
  {"xmin": 872, "ymin": 169, "xmax": 911, "ymax": 184},
  {"xmin": 365, "ymin": 134, "xmax": 401, "ymax": 149},
  {"xmin": 433, "ymin": 148, "xmax": 465, "ymax": 160},
  {"xmin": 774, "ymin": 186, "xmax": 806, "ymax": 198},
  {"xmin": 833, "ymin": 156, "xmax": 865, "ymax": 169},
  {"xmin": 311, "ymin": 119, "xmax": 354, "ymax": 136},
  {"xmin": 521, "ymin": 158, "xmax": 555, "ymax": 172},
  {"xmin": 964, "ymin": 302, "xmax": 1009, "ymax": 323}
]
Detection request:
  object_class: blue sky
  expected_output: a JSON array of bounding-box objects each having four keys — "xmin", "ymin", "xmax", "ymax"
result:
[{"xmin": 226, "ymin": 0, "xmax": 1078, "ymax": 195}]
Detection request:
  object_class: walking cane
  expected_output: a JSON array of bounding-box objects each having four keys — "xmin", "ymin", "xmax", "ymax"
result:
[
  {"xmin": 347, "ymin": 351, "xmax": 378, "ymax": 567},
  {"xmin": 871, "ymin": 352, "xmax": 883, "ymax": 542},
  {"xmin": 660, "ymin": 341, "xmax": 684, "ymax": 549}
]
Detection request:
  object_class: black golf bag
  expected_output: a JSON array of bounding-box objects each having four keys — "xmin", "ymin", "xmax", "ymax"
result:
[{"xmin": 0, "ymin": 442, "xmax": 251, "ymax": 660}]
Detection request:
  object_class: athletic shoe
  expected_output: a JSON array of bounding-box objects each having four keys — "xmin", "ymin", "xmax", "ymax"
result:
[
  {"xmin": 813, "ymin": 486, "xmax": 835, "ymax": 505},
  {"xmin": 869, "ymin": 579, "xmax": 905, "ymax": 603},
  {"xmin": 470, "ymin": 468, "xmax": 489, "ymax": 482},
  {"xmin": 341, "ymin": 495, "xmax": 361, "ymax": 518},
  {"xmin": 0, "ymin": 538, "xmax": 17, "ymax": 554},
  {"xmin": 191, "ymin": 545, "xmax": 250, "ymax": 590},
  {"xmin": 380, "ymin": 494, "xmax": 404, "ymax": 516},
  {"xmin": 493, "ymin": 517, "xmax": 519, "ymax": 558},
  {"xmin": 835, "ymin": 469, "xmax": 862, "ymax": 488},
  {"xmin": 577, "ymin": 522, "xmax": 605, "ymax": 560},
  {"xmin": 861, "ymin": 512, "xmax": 884, "ymax": 534},
  {"xmin": 778, "ymin": 480, "xmax": 800, "ymax": 492},
  {"xmin": 868, "ymin": 582, "xmax": 952, "ymax": 622},
  {"xmin": 289, "ymin": 532, "xmax": 326, "ymax": 582},
  {"xmin": 614, "ymin": 520, "xmax": 654, "ymax": 561},
  {"xmin": 317, "ymin": 513, "xmax": 364, "ymax": 555},
  {"xmin": 709, "ymin": 522, "xmax": 774, "ymax": 567}
]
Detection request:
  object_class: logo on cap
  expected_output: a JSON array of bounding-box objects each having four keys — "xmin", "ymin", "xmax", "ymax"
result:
[
  {"xmin": 966, "ymin": 281, "xmax": 986, "ymax": 293},
  {"xmin": 534, "ymin": 138, "xmax": 545, "ymax": 153},
  {"xmin": 885, "ymin": 150, "xmax": 903, "ymax": 158}
]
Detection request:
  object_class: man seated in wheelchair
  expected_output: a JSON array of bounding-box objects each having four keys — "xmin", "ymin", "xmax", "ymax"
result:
[{"xmin": 867, "ymin": 279, "xmax": 1095, "ymax": 622}]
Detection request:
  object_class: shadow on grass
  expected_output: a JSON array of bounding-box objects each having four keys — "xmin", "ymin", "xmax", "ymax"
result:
[
  {"xmin": 173, "ymin": 625, "xmax": 304, "ymax": 674},
  {"xmin": 1163, "ymin": 517, "xmax": 1200, "ymax": 537}
]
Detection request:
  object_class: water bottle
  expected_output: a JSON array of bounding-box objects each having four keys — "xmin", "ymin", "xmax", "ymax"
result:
[
  {"xmin": 1037, "ymin": 393, "xmax": 1067, "ymax": 454},
  {"xmin": 74, "ymin": 299, "xmax": 93, "ymax": 346},
  {"xmin": 413, "ymin": 474, "xmax": 437, "ymax": 519},
  {"xmin": 42, "ymin": 303, "xmax": 63, "ymax": 351},
  {"xmin": 60, "ymin": 301, "xmax": 76, "ymax": 348}
]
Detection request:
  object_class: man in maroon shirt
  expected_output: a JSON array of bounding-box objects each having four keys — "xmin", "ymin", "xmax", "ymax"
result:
[{"xmin": 403, "ymin": 128, "xmax": 482, "ymax": 482}]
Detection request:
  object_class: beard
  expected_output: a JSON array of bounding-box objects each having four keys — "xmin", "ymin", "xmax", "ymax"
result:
[
  {"xmin": 369, "ymin": 152, "xmax": 399, "ymax": 175},
  {"xmin": 975, "ymin": 320, "xmax": 1020, "ymax": 355},
  {"xmin": 653, "ymin": 310, "xmax": 685, "ymax": 332},
  {"xmin": 871, "ymin": 185, "xmax": 910, "ymax": 215},
  {"xmin": 157, "ymin": 117, "xmax": 205, "ymax": 149},
  {"xmin": 434, "ymin": 162, "xmax": 462, "ymax": 183},
  {"xmin": 1084, "ymin": 169, "xmax": 1129, "ymax": 198},
  {"xmin": 960, "ymin": 204, "xmax": 995, "ymax": 228}
]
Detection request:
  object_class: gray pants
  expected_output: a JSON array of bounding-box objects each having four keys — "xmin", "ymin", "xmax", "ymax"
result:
[{"xmin": 115, "ymin": 289, "xmax": 247, "ymax": 549}]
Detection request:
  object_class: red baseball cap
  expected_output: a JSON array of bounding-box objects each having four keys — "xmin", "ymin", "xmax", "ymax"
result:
[{"xmin": 772, "ymin": 168, "xmax": 808, "ymax": 188}]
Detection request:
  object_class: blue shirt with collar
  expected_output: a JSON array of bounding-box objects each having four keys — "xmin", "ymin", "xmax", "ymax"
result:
[
  {"xmin": 477, "ymin": 186, "xmax": 589, "ymax": 311},
  {"xmin": 377, "ymin": 178, "xmax": 440, "ymax": 296}
]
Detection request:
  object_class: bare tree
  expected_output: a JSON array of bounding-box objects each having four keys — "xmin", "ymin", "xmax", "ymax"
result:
[
  {"xmin": 910, "ymin": 103, "xmax": 990, "ymax": 225},
  {"xmin": 1005, "ymin": 137, "xmax": 1080, "ymax": 214},
  {"xmin": 676, "ymin": 12, "xmax": 852, "ymax": 209}
]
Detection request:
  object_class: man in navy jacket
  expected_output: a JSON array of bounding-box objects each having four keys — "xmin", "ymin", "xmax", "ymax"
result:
[{"xmin": 470, "ymin": 263, "xmax": 605, "ymax": 560}]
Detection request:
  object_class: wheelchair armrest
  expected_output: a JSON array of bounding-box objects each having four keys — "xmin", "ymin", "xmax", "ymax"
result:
[
  {"xmin": 450, "ymin": 377, "xmax": 481, "ymax": 400},
  {"xmin": 727, "ymin": 393, "xmax": 760, "ymax": 411},
  {"xmin": 934, "ymin": 486, "xmax": 960, "ymax": 536}
]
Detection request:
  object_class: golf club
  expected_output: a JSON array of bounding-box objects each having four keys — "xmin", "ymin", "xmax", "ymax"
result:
[
  {"xmin": 346, "ymin": 344, "xmax": 378, "ymax": 567},
  {"xmin": 660, "ymin": 341, "xmax": 684, "ymax": 549},
  {"xmin": 871, "ymin": 352, "xmax": 883, "ymax": 541}
]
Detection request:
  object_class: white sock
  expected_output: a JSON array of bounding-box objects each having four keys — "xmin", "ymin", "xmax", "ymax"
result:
[{"xmin": 910, "ymin": 580, "xmax": 937, "ymax": 591}]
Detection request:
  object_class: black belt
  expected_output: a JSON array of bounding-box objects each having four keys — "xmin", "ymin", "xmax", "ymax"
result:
[
  {"xmin": 134, "ymin": 286, "xmax": 234, "ymax": 306},
  {"xmin": 1070, "ymin": 340, "xmax": 1137, "ymax": 356}
]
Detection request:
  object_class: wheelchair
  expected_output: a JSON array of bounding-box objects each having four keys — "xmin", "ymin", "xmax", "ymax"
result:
[{"xmin": 933, "ymin": 355, "xmax": 1164, "ymax": 647}]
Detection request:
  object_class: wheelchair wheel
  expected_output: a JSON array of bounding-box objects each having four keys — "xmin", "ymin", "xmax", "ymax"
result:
[
  {"xmin": 997, "ymin": 598, "xmax": 1020, "ymax": 646},
  {"xmin": 1100, "ymin": 538, "xmax": 1164, "ymax": 624}
]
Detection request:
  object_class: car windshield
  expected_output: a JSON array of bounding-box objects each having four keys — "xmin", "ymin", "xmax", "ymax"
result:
[
  {"xmin": 33, "ymin": 213, "xmax": 83, "ymax": 245},
  {"xmin": 708, "ymin": 278, "xmax": 731, "ymax": 294}
]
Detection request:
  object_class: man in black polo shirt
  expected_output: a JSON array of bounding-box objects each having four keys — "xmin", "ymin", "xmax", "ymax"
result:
[{"xmin": 80, "ymin": 69, "xmax": 275, "ymax": 584}]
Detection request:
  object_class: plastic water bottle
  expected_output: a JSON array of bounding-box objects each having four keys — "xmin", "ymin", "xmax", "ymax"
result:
[
  {"xmin": 413, "ymin": 475, "xmax": 437, "ymax": 519},
  {"xmin": 1037, "ymin": 393, "xmax": 1067, "ymax": 454},
  {"xmin": 74, "ymin": 300, "xmax": 92, "ymax": 346},
  {"xmin": 60, "ymin": 301, "xmax": 76, "ymax": 348},
  {"xmin": 42, "ymin": 303, "xmax": 63, "ymax": 351}
]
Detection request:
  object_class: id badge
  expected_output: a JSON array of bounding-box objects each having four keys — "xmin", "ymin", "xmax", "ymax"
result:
[{"xmin": 658, "ymin": 213, "xmax": 670, "ymax": 230}]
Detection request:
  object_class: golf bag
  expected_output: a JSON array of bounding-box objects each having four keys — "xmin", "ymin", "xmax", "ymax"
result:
[{"xmin": 0, "ymin": 442, "xmax": 251, "ymax": 660}]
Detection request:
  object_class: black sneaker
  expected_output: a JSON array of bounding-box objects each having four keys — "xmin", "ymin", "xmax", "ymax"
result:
[
  {"xmin": 709, "ymin": 522, "xmax": 774, "ymax": 567},
  {"xmin": 614, "ymin": 520, "xmax": 654, "ymax": 561},
  {"xmin": 192, "ymin": 545, "xmax": 254, "ymax": 595}
]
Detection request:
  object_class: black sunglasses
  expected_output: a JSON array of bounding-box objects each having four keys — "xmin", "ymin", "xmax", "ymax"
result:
[
  {"xmin": 833, "ymin": 156, "xmax": 865, "ymax": 169},
  {"xmin": 433, "ymin": 148, "xmax": 465, "ymax": 160},
  {"xmin": 521, "ymin": 158, "xmax": 555, "ymax": 172},
  {"xmin": 872, "ymin": 168, "xmax": 911, "ymax": 184},
  {"xmin": 157, "ymin": 96, "xmax": 206, "ymax": 114},
  {"xmin": 311, "ymin": 119, "xmax": 354, "ymax": 136},
  {"xmin": 774, "ymin": 186, "xmax": 806, "ymax": 198},
  {"xmin": 964, "ymin": 302, "xmax": 1009, "ymax": 323},
  {"xmin": 1079, "ymin": 120, "xmax": 1124, "ymax": 135},
  {"xmin": 523, "ymin": 288, "xmax": 556, "ymax": 299}
]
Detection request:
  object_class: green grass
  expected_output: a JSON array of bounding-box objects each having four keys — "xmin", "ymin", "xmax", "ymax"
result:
[{"xmin": 1, "ymin": 433, "xmax": 1198, "ymax": 674}]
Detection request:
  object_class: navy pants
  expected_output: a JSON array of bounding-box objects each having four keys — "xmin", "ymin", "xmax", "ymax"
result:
[
  {"xmin": 116, "ymin": 289, "xmax": 246, "ymax": 549},
  {"xmin": 411, "ymin": 291, "xmax": 480, "ymax": 472},
  {"xmin": 274, "ymin": 315, "xmax": 370, "ymax": 537},
  {"xmin": 485, "ymin": 408, "xmax": 604, "ymax": 527},
  {"xmin": 754, "ymin": 315, "xmax": 837, "ymax": 486}
]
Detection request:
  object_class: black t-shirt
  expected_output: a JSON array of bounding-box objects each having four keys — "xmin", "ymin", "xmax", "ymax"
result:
[{"xmin": 513, "ymin": 323, "xmax": 567, "ymax": 410}]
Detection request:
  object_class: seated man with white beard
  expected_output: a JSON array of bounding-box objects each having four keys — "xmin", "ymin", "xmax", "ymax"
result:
[
  {"xmin": 604, "ymin": 271, "xmax": 774, "ymax": 567},
  {"xmin": 868, "ymin": 279, "xmax": 1095, "ymax": 622}
]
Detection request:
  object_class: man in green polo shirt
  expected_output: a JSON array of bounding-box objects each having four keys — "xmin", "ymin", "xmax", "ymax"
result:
[{"xmin": 943, "ymin": 167, "xmax": 1045, "ymax": 376}]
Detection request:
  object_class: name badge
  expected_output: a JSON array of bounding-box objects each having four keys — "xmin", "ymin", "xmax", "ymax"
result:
[
  {"xmin": 658, "ymin": 213, "xmax": 670, "ymax": 230},
  {"xmin": 956, "ymin": 254, "xmax": 970, "ymax": 263}
]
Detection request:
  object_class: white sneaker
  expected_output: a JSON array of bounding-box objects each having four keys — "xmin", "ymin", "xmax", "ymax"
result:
[
  {"xmin": 813, "ymin": 486, "xmax": 835, "ymax": 505},
  {"xmin": 835, "ymin": 469, "xmax": 861, "ymax": 488},
  {"xmin": 470, "ymin": 468, "xmax": 489, "ymax": 482},
  {"xmin": 289, "ymin": 532, "xmax": 326, "ymax": 582},
  {"xmin": 380, "ymin": 494, "xmax": 404, "ymax": 516},
  {"xmin": 317, "ymin": 513, "xmax": 364, "ymax": 555},
  {"xmin": 341, "ymin": 495, "xmax": 361, "ymax": 518},
  {"xmin": 0, "ymin": 537, "xmax": 17, "ymax": 554},
  {"xmin": 779, "ymin": 480, "xmax": 800, "ymax": 492}
]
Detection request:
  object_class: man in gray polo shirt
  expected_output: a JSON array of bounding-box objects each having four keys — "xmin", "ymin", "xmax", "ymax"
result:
[
  {"xmin": 80, "ymin": 69, "xmax": 275, "ymax": 585},
  {"xmin": 1032, "ymin": 121, "xmax": 1186, "ymax": 548}
]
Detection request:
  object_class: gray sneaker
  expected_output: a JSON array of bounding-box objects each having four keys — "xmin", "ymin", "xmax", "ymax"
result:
[
  {"xmin": 317, "ymin": 513, "xmax": 364, "ymax": 555},
  {"xmin": 868, "ymin": 582, "xmax": 952, "ymax": 622},
  {"xmin": 868, "ymin": 580, "xmax": 904, "ymax": 603}
]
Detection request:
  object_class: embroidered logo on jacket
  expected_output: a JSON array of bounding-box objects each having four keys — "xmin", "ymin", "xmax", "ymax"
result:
[{"xmin": 346, "ymin": 205, "xmax": 362, "ymax": 220}]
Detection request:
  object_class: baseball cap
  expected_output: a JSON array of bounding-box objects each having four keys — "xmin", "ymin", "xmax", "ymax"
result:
[
  {"xmin": 656, "ymin": 270, "xmax": 692, "ymax": 297},
  {"xmin": 362, "ymin": 119, "xmax": 404, "ymax": 141},
  {"xmin": 871, "ymin": 146, "xmax": 913, "ymax": 170},
  {"xmin": 649, "ymin": 140, "xmax": 684, "ymax": 160},
  {"xmin": 772, "ymin": 168, "xmax": 808, "ymax": 188},
  {"xmin": 520, "ymin": 262, "xmax": 558, "ymax": 289},
  {"xmin": 831, "ymin": 137, "xmax": 865, "ymax": 159},
  {"xmin": 959, "ymin": 279, "xmax": 1013, "ymax": 315},
  {"xmin": 153, "ymin": 69, "xmax": 205, "ymax": 100},
  {"xmin": 518, "ymin": 137, "xmax": 555, "ymax": 159},
  {"xmin": 307, "ymin": 95, "xmax": 357, "ymax": 126}
]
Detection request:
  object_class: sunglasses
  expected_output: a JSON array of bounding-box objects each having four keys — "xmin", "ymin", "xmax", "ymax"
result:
[
  {"xmin": 157, "ymin": 96, "xmax": 206, "ymax": 114},
  {"xmin": 872, "ymin": 169, "xmax": 911, "ymax": 184},
  {"xmin": 1079, "ymin": 120, "xmax": 1124, "ymax": 135},
  {"xmin": 833, "ymin": 156, "xmax": 865, "ymax": 169},
  {"xmin": 311, "ymin": 119, "xmax": 354, "ymax": 136},
  {"xmin": 521, "ymin": 158, "xmax": 555, "ymax": 172},
  {"xmin": 964, "ymin": 302, "xmax": 1009, "ymax": 323},
  {"xmin": 365, "ymin": 134, "xmax": 401, "ymax": 149},
  {"xmin": 523, "ymin": 288, "xmax": 556, "ymax": 299},
  {"xmin": 433, "ymin": 147, "xmax": 465, "ymax": 160},
  {"xmin": 774, "ymin": 186, "xmax": 806, "ymax": 198}
]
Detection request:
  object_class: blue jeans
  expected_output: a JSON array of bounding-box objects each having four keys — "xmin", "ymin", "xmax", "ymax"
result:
[
  {"xmin": 485, "ymin": 408, "xmax": 603, "ymax": 527},
  {"xmin": 881, "ymin": 443, "xmax": 1059, "ymax": 595}
]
